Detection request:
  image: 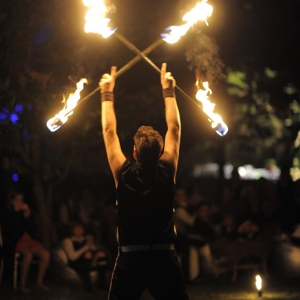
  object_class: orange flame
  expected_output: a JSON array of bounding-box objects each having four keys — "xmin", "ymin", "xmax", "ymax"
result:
[
  {"xmin": 195, "ymin": 81, "xmax": 228, "ymax": 136},
  {"xmin": 47, "ymin": 78, "xmax": 88, "ymax": 132},
  {"xmin": 83, "ymin": 0, "xmax": 116, "ymax": 38},
  {"xmin": 161, "ymin": 0, "xmax": 213, "ymax": 44}
]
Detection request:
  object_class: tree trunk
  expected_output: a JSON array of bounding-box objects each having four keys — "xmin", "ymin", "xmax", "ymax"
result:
[
  {"xmin": 31, "ymin": 133, "xmax": 52, "ymax": 247},
  {"xmin": 33, "ymin": 176, "xmax": 52, "ymax": 248}
]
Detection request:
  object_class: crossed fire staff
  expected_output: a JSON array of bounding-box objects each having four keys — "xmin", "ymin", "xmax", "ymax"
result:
[{"xmin": 47, "ymin": 0, "xmax": 228, "ymax": 137}]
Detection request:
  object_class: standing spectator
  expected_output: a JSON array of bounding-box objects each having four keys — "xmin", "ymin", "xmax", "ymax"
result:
[
  {"xmin": 174, "ymin": 187, "xmax": 196, "ymax": 282},
  {"xmin": 221, "ymin": 168, "xmax": 243, "ymax": 210},
  {"xmin": 187, "ymin": 182, "xmax": 207, "ymax": 209},
  {"xmin": 192, "ymin": 202, "xmax": 217, "ymax": 276}
]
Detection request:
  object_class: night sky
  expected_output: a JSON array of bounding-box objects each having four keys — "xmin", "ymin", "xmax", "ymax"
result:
[{"xmin": 103, "ymin": 0, "xmax": 300, "ymax": 155}]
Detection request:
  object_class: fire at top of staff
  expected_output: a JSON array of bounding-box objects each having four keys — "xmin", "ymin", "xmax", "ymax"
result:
[
  {"xmin": 161, "ymin": 0, "xmax": 213, "ymax": 44},
  {"xmin": 83, "ymin": 0, "xmax": 116, "ymax": 38},
  {"xmin": 46, "ymin": 79, "xmax": 88, "ymax": 132},
  {"xmin": 196, "ymin": 81, "xmax": 228, "ymax": 137},
  {"xmin": 47, "ymin": 0, "xmax": 228, "ymax": 137}
]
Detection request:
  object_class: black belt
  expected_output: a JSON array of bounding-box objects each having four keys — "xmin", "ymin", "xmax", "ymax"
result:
[{"xmin": 120, "ymin": 244, "xmax": 175, "ymax": 252}]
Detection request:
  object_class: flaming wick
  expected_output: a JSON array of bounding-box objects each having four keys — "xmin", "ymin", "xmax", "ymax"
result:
[
  {"xmin": 46, "ymin": 39, "xmax": 163, "ymax": 132},
  {"xmin": 195, "ymin": 81, "xmax": 228, "ymax": 136},
  {"xmin": 47, "ymin": 78, "xmax": 88, "ymax": 132},
  {"xmin": 83, "ymin": 0, "xmax": 116, "ymax": 38},
  {"xmin": 161, "ymin": 0, "xmax": 213, "ymax": 44}
]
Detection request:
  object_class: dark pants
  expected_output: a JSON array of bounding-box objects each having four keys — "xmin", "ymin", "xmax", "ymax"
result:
[
  {"xmin": 175, "ymin": 232, "xmax": 191, "ymax": 282},
  {"xmin": 68, "ymin": 256, "xmax": 108, "ymax": 290},
  {"xmin": 108, "ymin": 249, "xmax": 189, "ymax": 300}
]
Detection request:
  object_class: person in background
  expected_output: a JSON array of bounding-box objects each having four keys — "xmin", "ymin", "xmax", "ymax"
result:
[
  {"xmin": 62, "ymin": 221, "xmax": 109, "ymax": 291},
  {"xmin": 5, "ymin": 191, "xmax": 51, "ymax": 293},
  {"xmin": 174, "ymin": 187, "xmax": 196, "ymax": 282},
  {"xmin": 191, "ymin": 202, "xmax": 217, "ymax": 276}
]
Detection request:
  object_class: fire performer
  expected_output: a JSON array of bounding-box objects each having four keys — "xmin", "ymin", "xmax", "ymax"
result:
[{"xmin": 99, "ymin": 63, "xmax": 189, "ymax": 299}]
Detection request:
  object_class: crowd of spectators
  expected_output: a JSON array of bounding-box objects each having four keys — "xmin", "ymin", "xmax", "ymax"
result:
[
  {"xmin": 174, "ymin": 168, "xmax": 300, "ymax": 282},
  {"xmin": 1, "ymin": 188, "xmax": 116, "ymax": 293},
  {"xmin": 2, "ymin": 167, "xmax": 300, "ymax": 292}
]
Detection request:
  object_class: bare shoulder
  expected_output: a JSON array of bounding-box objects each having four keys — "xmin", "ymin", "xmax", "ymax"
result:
[{"xmin": 159, "ymin": 154, "xmax": 177, "ymax": 180}]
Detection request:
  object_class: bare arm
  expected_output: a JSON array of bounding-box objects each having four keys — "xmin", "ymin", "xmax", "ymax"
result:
[
  {"xmin": 100, "ymin": 67, "xmax": 126, "ymax": 187},
  {"xmin": 175, "ymin": 207, "xmax": 196, "ymax": 226},
  {"xmin": 159, "ymin": 63, "xmax": 181, "ymax": 182},
  {"xmin": 62, "ymin": 238, "xmax": 89, "ymax": 261}
]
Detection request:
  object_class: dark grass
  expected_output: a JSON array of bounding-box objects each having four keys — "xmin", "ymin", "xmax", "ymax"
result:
[{"xmin": 1, "ymin": 271, "xmax": 300, "ymax": 300}]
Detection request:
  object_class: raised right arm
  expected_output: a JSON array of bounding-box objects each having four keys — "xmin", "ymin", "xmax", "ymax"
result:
[
  {"xmin": 100, "ymin": 66, "xmax": 126, "ymax": 187},
  {"xmin": 159, "ymin": 63, "xmax": 181, "ymax": 182}
]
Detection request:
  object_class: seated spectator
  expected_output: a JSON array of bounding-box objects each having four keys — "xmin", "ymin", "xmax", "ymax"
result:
[
  {"xmin": 219, "ymin": 213, "xmax": 237, "ymax": 240},
  {"xmin": 5, "ymin": 191, "xmax": 51, "ymax": 293},
  {"xmin": 237, "ymin": 219, "xmax": 260, "ymax": 239},
  {"xmin": 62, "ymin": 222, "xmax": 109, "ymax": 291}
]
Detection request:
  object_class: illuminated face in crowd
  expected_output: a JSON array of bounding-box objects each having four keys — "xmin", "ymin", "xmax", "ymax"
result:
[
  {"xmin": 72, "ymin": 224, "xmax": 85, "ymax": 238},
  {"xmin": 12, "ymin": 193, "xmax": 25, "ymax": 211}
]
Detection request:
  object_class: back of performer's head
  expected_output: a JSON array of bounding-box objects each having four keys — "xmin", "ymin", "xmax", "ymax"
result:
[{"xmin": 133, "ymin": 126, "xmax": 163, "ymax": 166}]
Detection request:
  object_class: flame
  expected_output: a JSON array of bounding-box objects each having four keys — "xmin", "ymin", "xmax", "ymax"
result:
[
  {"xmin": 255, "ymin": 275, "xmax": 262, "ymax": 291},
  {"xmin": 47, "ymin": 78, "xmax": 88, "ymax": 132},
  {"xmin": 195, "ymin": 81, "xmax": 228, "ymax": 136},
  {"xmin": 161, "ymin": 0, "xmax": 213, "ymax": 44},
  {"xmin": 83, "ymin": 0, "xmax": 116, "ymax": 38}
]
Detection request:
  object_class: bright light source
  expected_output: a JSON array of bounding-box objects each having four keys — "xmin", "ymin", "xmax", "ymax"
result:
[
  {"xmin": 238, "ymin": 166, "xmax": 247, "ymax": 178},
  {"xmin": 46, "ymin": 78, "xmax": 88, "ymax": 132},
  {"xmin": 255, "ymin": 275, "xmax": 263, "ymax": 297}
]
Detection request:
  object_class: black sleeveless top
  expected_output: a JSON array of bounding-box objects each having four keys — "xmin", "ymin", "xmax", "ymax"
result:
[
  {"xmin": 72, "ymin": 239, "xmax": 86, "ymax": 251},
  {"xmin": 116, "ymin": 160, "xmax": 176, "ymax": 246}
]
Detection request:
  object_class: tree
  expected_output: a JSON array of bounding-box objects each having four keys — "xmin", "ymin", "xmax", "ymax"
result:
[
  {"xmin": 0, "ymin": 0, "xmax": 173, "ymax": 246},
  {"xmin": 180, "ymin": 0, "xmax": 300, "ymax": 172},
  {"xmin": 225, "ymin": 68, "xmax": 290, "ymax": 168},
  {"xmin": 0, "ymin": 0, "xmax": 114, "ymax": 246}
]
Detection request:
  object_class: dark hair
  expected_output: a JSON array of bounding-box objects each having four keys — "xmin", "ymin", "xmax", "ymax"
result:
[
  {"xmin": 198, "ymin": 201, "xmax": 210, "ymax": 210},
  {"xmin": 7, "ymin": 190, "xmax": 23, "ymax": 209},
  {"xmin": 133, "ymin": 126, "xmax": 164, "ymax": 165},
  {"xmin": 69, "ymin": 221, "xmax": 85, "ymax": 234}
]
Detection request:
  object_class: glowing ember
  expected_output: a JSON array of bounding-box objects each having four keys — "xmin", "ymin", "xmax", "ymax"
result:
[
  {"xmin": 47, "ymin": 79, "xmax": 88, "ymax": 132},
  {"xmin": 255, "ymin": 275, "xmax": 262, "ymax": 291},
  {"xmin": 161, "ymin": 0, "xmax": 213, "ymax": 44},
  {"xmin": 83, "ymin": 0, "xmax": 116, "ymax": 38},
  {"xmin": 195, "ymin": 81, "xmax": 228, "ymax": 136}
]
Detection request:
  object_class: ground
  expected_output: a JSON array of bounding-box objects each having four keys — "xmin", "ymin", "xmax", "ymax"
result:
[{"xmin": 1, "ymin": 271, "xmax": 300, "ymax": 300}]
